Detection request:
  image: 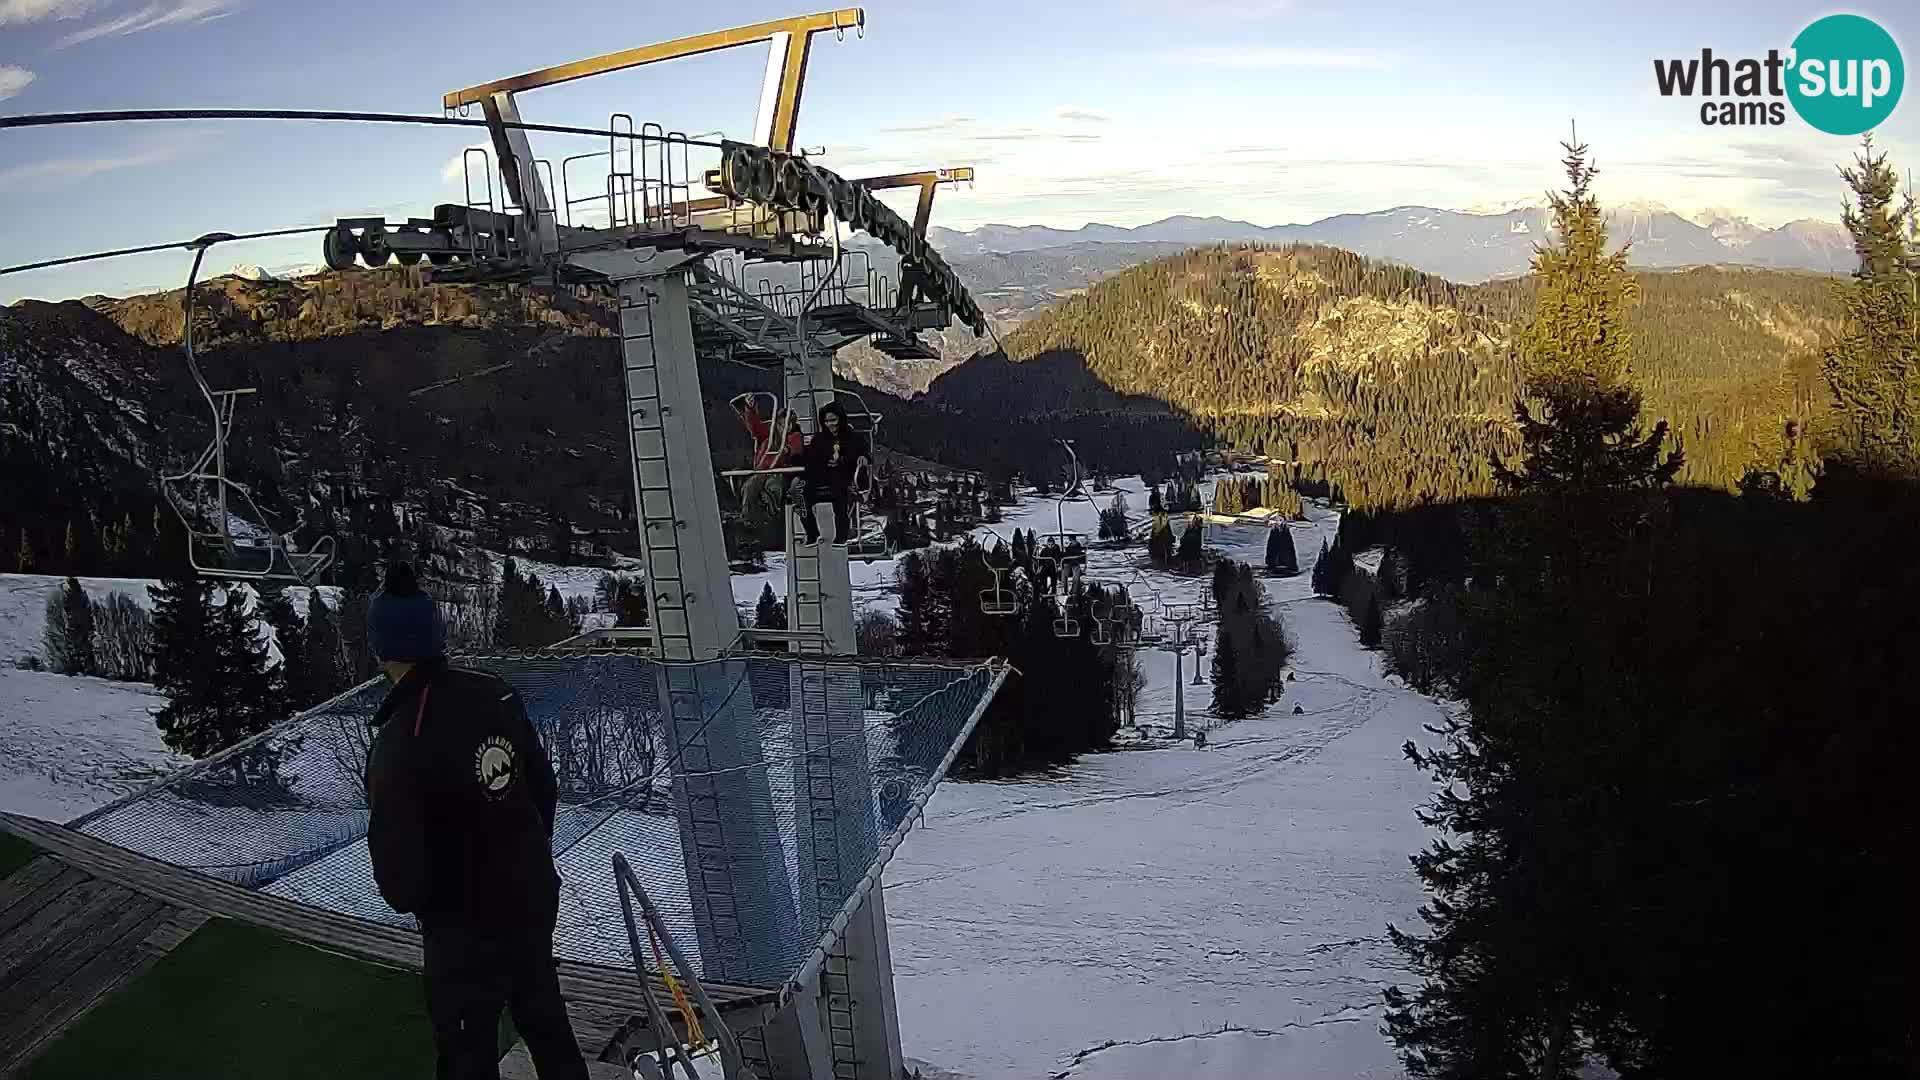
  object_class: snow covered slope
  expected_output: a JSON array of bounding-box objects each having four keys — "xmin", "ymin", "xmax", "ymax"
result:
[
  {"xmin": 885, "ymin": 497, "xmax": 1434, "ymax": 1079},
  {"xmin": 0, "ymin": 668, "xmax": 183, "ymax": 823}
]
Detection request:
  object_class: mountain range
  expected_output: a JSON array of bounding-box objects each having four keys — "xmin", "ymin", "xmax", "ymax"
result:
[{"xmin": 927, "ymin": 204, "xmax": 1854, "ymax": 283}]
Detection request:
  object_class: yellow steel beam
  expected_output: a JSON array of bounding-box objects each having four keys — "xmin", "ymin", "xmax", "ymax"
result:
[
  {"xmin": 442, "ymin": 8, "xmax": 865, "ymax": 116},
  {"xmin": 852, "ymin": 168, "xmax": 974, "ymax": 237}
]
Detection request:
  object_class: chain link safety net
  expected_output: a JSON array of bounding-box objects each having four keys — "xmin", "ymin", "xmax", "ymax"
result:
[{"xmin": 70, "ymin": 654, "xmax": 1007, "ymax": 988}]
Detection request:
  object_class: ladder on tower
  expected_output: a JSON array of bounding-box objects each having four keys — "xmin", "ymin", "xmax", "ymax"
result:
[
  {"xmin": 620, "ymin": 279, "xmax": 695, "ymax": 659},
  {"xmin": 795, "ymin": 667, "xmax": 860, "ymax": 1079}
]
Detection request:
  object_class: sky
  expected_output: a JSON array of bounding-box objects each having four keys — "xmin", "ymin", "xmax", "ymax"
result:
[{"xmin": 1, "ymin": 0, "xmax": 1916, "ymax": 302}]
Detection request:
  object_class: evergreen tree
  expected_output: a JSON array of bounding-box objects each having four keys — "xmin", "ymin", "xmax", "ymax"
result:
[
  {"xmin": 1312, "ymin": 538, "xmax": 1351, "ymax": 596},
  {"xmin": 1177, "ymin": 518, "xmax": 1202, "ymax": 569},
  {"xmin": 1148, "ymin": 485, "xmax": 1165, "ymax": 514},
  {"xmin": 259, "ymin": 587, "xmax": 315, "ymax": 710},
  {"xmin": 43, "ymin": 577, "xmax": 98, "ymax": 675},
  {"xmin": 1147, "ymin": 514, "xmax": 1174, "ymax": 566},
  {"xmin": 1209, "ymin": 621, "xmax": 1240, "ymax": 716},
  {"xmin": 14, "ymin": 531, "xmax": 33, "ymax": 573},
  {"xmin": 493, "ymin": 557, "xmax": 523, "ymax": 646},
  {"xmin": 1266, "ymin": 526, "xmax": 1299, "ymax": 576},
  {"xmin": 1494, "ymin": 138, "xmax": 1683, "ymax": 492},
  {"xmin": 754, "ymin": 583, "xmax": 788, "ymax": 631},
  {"xmin": 303, "ymin": 590, "xmax": 348, "ymax": 697},
  {"xmin": 1824, "ymin": 135, "xmax": 1920, "ymax": 473},
  {"xmin": 150, "ymin": 577, "xmax": 281, "ymax": 757},
  {"xmin": 1359, "ymin": 593, "xmax": 1384, "ymax": 649}
]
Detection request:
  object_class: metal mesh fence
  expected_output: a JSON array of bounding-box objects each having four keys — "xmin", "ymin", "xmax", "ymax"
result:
[{"xmin": 71, "ymin": 653, "xmax": 1007, "ymax": 988}]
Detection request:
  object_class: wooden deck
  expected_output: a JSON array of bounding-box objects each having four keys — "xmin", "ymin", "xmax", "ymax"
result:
[
  {"xmin": 0, "ymin": 855, "xmax": 210, "ymax": 1077},
  {"xmin": 0, "ymin": 813, "xmax": 778, "ymax": 1069}
]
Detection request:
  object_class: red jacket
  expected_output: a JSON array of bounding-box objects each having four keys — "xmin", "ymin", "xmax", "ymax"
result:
[{"xmin": 743, "ymin": 403, "xmax": 804, "ymax": 470}]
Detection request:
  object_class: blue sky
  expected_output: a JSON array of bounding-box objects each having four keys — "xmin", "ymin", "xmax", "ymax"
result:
[{"xmin": 2, "ymin": 0, "xmax": 1916, "ymax": 302}]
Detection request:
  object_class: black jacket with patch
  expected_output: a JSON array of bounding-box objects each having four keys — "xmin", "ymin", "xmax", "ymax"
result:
[{"xmin": 365, "ymin": 659, "xmax": 560, "ymax": 931}]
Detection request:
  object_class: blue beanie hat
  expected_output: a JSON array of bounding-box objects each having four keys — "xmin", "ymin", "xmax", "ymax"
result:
[{"xmin": 367, "ymin": 562, "xmax": 445, "ymax": 663}]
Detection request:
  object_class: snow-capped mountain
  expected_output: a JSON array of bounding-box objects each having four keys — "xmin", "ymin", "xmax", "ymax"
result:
[{"xmin": 929, "ymin": 205, "xmax": 1854, "ymax": 281}]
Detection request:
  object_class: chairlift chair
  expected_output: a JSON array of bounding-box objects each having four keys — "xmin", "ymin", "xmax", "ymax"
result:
[
  {"xmin": 161, "ymin": 235, "xmax": 336, "ymax": 586},
  {"xmin": 1052, "ymin": 615, "xmax": 1081, "ymax": 639}
]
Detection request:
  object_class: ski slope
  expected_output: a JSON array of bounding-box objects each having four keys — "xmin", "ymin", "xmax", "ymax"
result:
[
  {"xmin": 880, "ymin": 483, "xmax": 1434, "ymax": 1078},
  {"xmin": 0, "ymin": 668, "xmax": 184, "ymax": 823},
  {"xmin": 0, "ymin": 478, "xmax": 1440, "ymax": 1076}
]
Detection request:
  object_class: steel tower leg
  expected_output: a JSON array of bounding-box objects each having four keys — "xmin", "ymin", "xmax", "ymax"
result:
[
  {"xmin": 613, "ymin": 268, "xmax": 797, "ymax": 986},
  {"xmin": 762, "ymin": 346, "xmax": 903, "ymax": 1080}
]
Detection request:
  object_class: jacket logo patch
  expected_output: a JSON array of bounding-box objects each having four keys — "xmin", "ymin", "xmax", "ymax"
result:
[{"xmin": 474, "ymin": 736, "xmax": 516, "ymax": 799}]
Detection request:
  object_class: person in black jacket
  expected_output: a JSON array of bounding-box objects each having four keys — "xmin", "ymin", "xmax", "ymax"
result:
[
  {"xmin": 363, "ymin": 562, "xmax": 588, "ymax": 1080},
  {"xmin": 798, "ymin": 401, "xmax": 870, "ymax": 546}
]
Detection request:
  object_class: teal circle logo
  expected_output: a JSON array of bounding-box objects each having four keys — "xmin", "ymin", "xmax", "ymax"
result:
[{"xmin": 1787, "ymin": 14, "xmax": 1904, "ymax": 135}]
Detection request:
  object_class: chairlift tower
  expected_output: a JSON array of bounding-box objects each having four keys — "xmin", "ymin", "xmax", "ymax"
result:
[{"xmin": 315, "ymin": 12, "xmax": 988, "ymax": 1079}]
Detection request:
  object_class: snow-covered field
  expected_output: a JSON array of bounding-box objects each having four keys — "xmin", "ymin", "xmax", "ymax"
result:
[
  {"xmin": 0, "ymin": 668, "xmax": 184, "ymax": 823},
  {"xmin": 879, "ymin": 485, "xmax": 1431, "ymax": 1079},
  {"xmin": 0, "ymin": 475, "xmax": 1437, "ymax": 1077}
]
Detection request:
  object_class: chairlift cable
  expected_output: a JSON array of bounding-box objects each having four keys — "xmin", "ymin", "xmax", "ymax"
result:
[
  {"xmin": 1, "ymin": 224, "xmax": 337, "ymax": 277},
  {"xmin": 0, "ymin": 108, "xmax": 729, "ymax": 147}
]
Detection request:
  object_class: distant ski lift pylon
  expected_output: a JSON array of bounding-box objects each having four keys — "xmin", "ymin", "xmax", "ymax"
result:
[{"xmin": 160, "ymin": 235, "xmax": 336, "ymax": 585}]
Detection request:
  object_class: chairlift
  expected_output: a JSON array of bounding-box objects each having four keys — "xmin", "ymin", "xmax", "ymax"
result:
[
  {"xmin": 160, "ymin": 235, "xmax": 335, "ymax": 585},
  {"xmin": 718, "ymin": 392, "xmax": 803, "ymax": 495},
  {"xmin": 1052, "ymin": 615, "xmax": 1080, "ymax": 639}
]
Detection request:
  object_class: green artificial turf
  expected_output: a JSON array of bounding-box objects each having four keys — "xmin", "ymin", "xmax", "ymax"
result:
[
  {"xmin": 25, "ymin": 919, "xmax": 449, "ymax": 1079},
  {"xmin": 0, "ymin": 831, "xmax": 39, "ymax": 880}
]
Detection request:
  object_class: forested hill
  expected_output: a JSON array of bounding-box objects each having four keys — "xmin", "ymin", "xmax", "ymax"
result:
[{"xmin": 945, "ymin": 244, "xmax": 1838, "ymax": 507}]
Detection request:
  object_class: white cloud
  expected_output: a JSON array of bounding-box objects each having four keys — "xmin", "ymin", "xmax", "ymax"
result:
[
  {"xmin": 1176, "ymin": 46, "xmax": 1394, "ymax": 71},
  {"xmin": 0, "ymin": 0, "xmax": 93, "ymax": 24},
  {"xmin": 0, "ymin": 132, "xmax": 204, "ymax": 190},
  {"xmin": 54, "ymin": 0, "xmax": 240, "ymax": 47},
  {"xmin": 440, "ymin": 143, "xmax": 494, "ymax": 184},
  {"xmin": 1055, "ymin": 105, "xmax": 1111, "ymax": 124},
  {"xmin": 0, "ymin": 65, "xmax": 35, "ymax": 101}
]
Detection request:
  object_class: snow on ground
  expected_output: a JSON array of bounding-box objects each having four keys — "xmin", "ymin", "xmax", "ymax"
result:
[
  {"xmin": 0, "ymin": 572, "xmax": 336, "ymax": 668},
  {"xmin": 0, "ymin": 573, "xmax": 163, "ymax": 668},
  {"xmin": 882, "ymin": 488, "xmax": 1436, "ymax": 1079},
  {"xmin": 0, "ymin": 668, "xmax": 184, "ymax": 823},
  {"xmin": 0, "ymin": 475, "xmax": 1440, "ymax": 1076}
]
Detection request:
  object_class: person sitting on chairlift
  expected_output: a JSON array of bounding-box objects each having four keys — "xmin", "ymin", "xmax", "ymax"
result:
[
  {"xmin": 1063, "ymin": 537, "xmax": 1087, "ymax": 593},
  {"xmin": 734, "ymin": 396, "xmax": 804, "ymax": 526},
  {"xmin": 1037, "ymin": 537, "xmax": 1063, "ymax": 592},
  {"xmin": 799, "ymin": 401, "xmax": 870, "ymax": 546}
]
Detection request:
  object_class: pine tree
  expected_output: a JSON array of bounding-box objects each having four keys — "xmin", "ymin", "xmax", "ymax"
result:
[
  {"xmin": 1824, "ymin": 134, "xmax": 1920, "ymax": 473},
  {"xmin": 259, "ymin": 586, "xmax": 313, "ymax": 710},
  {"xmin": 1312, "ymin": 538, "xmax": 1347, "ymax": 596},
  {"xmin": 754, "ymin": 583, "xmax": 788, "ymax": 631},
  {"xmin": 1147, "ymin": 514, "xmax": 1174, "ymax": 566},
  {"xmin": 150, "ymin": 577, "xmax": 280, "ymax": 757},
  {"xmin": 1494, "ymin": 138, "xmax": 1683, "ymax": 492},
  {"xmin": 1266, "ymin": 526, "xmax": 1299, "ymax": 576},
  {"xmin": 41, "ymin": 588, "xmax": 74, "ymax": 674},
  {"xmin": 14, "ymin": 531, "xmax": 34, "ymax": 573},
  {"xmin": 1148, "ymin": 485, "xmax": 1165, "ymax": 514},
  {"xmin": 1210, "ymin": 621, "xmax": 1240, "ymax": 717},
  {"xmin": 1359, "ymin": 593, "xmax": 1384, "ymax": 649},
  {"xmin": 303, "ymin": 590, "xmax": 348, "ymax": 697},
  {"xmin": 1178, "ymin": 518, "xmax": 1202, "ymax": 569}
]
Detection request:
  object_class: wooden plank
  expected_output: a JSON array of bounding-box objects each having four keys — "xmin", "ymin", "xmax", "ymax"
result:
[
  {"xmin": 0, "ymin": 878, "xmax": 133, "ymax": 985},
  {"xmin": 0, "ymin": 866, "xmax": 89, "ymax": 940},
  {"xmin": 136, "ymin": 908, "xmax": 210, "ymax": 957},
  {"xmin": 0, "ymin": 896, "xmax": 164, "ymax": 1034},
  {"xmin": 0, "ymin": 902, "xmax": 177, "ymax": 1077},
  {"xmin": 0, "ymin": 859, "xmax": 68, "ymax": 919}
]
